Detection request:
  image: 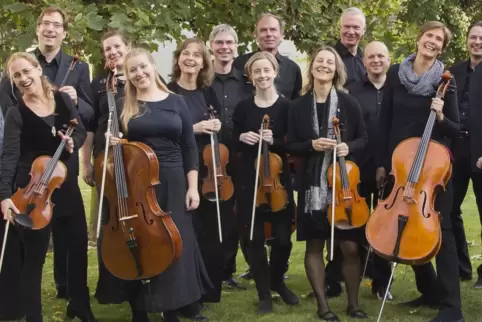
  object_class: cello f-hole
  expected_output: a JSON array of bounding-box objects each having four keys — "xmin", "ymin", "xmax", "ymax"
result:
[
  {"xmin": 384, "ymin": 186, "xmax": 403, "ymax": 210},
  {"xmin": 137, "ymin": 202, "xmax": 154, "ymax": 225},
  {"xmin": 420, "ymin": 190, "xmax": 430, "ymax": 218},
  {"xmin": 112, "ymin": 206, "xmax": 120, "ymax": 232}
]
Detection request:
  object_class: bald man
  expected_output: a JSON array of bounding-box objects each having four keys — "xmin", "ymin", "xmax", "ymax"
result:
[{"xmin": 347, "ymin": 41, "xmax": 393, "ymax": 300}]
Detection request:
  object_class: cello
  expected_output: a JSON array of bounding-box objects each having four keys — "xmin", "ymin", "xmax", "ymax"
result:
[
  {"xmin": 365, "ymin": 71, "xmax": 453, "ymax": 321},
  {"xmin": 327, "ymin": 116, "xmax": 369, "ymax": 230},
  {"xmin": 201, "ymin": 106, "xmax": 234, "ymax": 243},
  {"xmin": 94, "ymin": 63, "xmax": 182, "ymax": 281},
  {"xmin": 250, "ymin": 114, "xmax": 288, "ymax": 240}
]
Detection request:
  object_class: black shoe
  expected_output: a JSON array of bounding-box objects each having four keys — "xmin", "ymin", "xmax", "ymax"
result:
[
  {"xmin": 187, "ymin": 313, "xmax": 209, "ymax": 321},
  {"xmin": 372, "ymin": 286, "xmax": 393, "ymax": 301},
  {"xmin": 56, "ymin": 286, "xmax": 69, "ymax": 300},
  {"xmin": 317, "ymin": 309, "xmax": 340, "ymax": 321},
  {"xmin": 66, "ymin": 304, "xmax": 98, "ymax": 322},
  {"xmin": 346, "ymin": 306, "xmax": 368, "ymax": 319},
  {"xmin": 402, "ymin": 295, "xmax": 439, "ymax": 309},
  {"xmin": 271, "ymin": 282, "xmax": 299, "ymax": 305},
  {"xmin": 325, "ymin": 282, "xmax": 342, "ymax": 298},
  {"xmin": 223, "ymin": 277, "xmax": 247, "ymax": 290},
  {"xmin": 239, "ymin": 269, "xmax": 253, "ymax": 280},
  {"xmin": 429, "ymin": 308, "xmax": 464, "ymax": 322},
  {"xmin": 257, "ymin": 297, "xmax": 273, "ymax": 314},
  {"xmin": 474, "ymin": 277, "xmax": 482, "ymax": 288}
]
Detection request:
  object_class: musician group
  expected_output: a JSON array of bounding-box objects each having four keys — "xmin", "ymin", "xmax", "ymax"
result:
[{"xmin": 2, "ymin": 4, "xmax": 482, "ymax": 322}]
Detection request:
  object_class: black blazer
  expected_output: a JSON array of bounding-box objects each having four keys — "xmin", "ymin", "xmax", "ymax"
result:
[
  {"xmin": 286, "ymin": 90, "xmax": 368, "ymax": 159},
  {"xmin": 468, "ymin": 63, "xmax": 482, "ymax": 172}
]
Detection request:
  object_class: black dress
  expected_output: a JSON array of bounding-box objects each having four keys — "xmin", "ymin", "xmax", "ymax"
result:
[
  {"xmin": 376, "ymin": 64, "xmax": 462, "ymax": 313},
  {"xmin": 232, "ymin": 96, "xmax": 295, "ymax": 295},
  {"xmin": 124, "ymin": 94, "xmax": 211, "ymax": 312},
  {"xmin": 0, "ymin": 91, "xmax": 86, "ymax": 321},
  {"xmin": 167, "ymin": 82, "xmax": 232, "ymax": 303},
  {"xmin": 286, "ymin": 91, "xmax": 368, "ymax": 242}
]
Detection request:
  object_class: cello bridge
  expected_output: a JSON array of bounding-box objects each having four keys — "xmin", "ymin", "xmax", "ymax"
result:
[{"xmin": 120, "ymin": 214, "xmax": 139, "ymax": 221}]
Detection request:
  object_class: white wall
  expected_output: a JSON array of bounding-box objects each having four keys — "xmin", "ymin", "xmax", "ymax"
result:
[{"xmin": 151, "ymin": 30, "xmax": 308, "ymax": 82}]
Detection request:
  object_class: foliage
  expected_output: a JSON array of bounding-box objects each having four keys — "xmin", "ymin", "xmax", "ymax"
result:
[{"xmin": 0, "ymin": 0, "xmax": 479, "ymax": 72}]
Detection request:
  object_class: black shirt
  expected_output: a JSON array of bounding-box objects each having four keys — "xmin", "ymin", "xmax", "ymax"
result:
[
  {"xmin": 334, "ymin": 41, "xmax": 366, "ymax": 86},
  {"xmin": 347, "ymin": 76, "xmax": 384, "ymax": 167},
  {"xmin": 233, "ymin": 51, "xmax": 302, "ymax": 100},
  {"xmin": 0, "ymin": 91, "xmax": 86, "ymax": 200},
  {"xmin": 458, "ymin": 60, "xmax": 473, "ymax": 131},
  {"xmin": 376, "ymin": 64, "xmax": 460, "ymax": 170},
  {"xmin": 211, "ymin": 67, "xmax": 254, "ymax": 146},
  {"xmin": 35, "ymin": 48, "xmax": 62, "ymax": 84}
]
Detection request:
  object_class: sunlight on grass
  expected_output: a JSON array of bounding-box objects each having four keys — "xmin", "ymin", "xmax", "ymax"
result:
[{"xmin": 38, "ymin": 178, "xmax": 482, "ymax": 321}]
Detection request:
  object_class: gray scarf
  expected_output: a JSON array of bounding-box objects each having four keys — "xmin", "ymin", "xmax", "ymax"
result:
[
  {"xmin": 398, "ymin": 53, "xmax": 444, "ymax": 97},
  {"xmin": 304, "ymin": 87, "xmax": 338, "ymax": 213}
]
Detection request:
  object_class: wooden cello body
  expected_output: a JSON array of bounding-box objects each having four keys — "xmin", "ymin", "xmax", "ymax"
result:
[
  {"xmin": 327, "ymin": 117, "xmax": 369, "ymax": 230},
  {"xmin": 94, "ymin": 67, "xmax": 182, "ymax": 280},
  {"xmin": 366, "ymin": 71, "xmax": 453, "ymax": 266}
]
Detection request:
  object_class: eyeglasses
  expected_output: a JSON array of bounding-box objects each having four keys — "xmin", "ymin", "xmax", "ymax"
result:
[{"xmin": 38, "ymin": 20, "xmax": 63, "ymax": 29}]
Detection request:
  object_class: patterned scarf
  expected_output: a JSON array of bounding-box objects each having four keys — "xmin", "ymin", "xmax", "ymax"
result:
[
  {"xmin": 304, "ymin": 86, "xmax": 338, "ymax": 213},
  {"xmin": 398, "ymin": 53, "xmax": 444, "ymax": 97}
]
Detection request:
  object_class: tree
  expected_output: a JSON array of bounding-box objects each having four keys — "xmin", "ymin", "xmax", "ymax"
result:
[{"xmin": 0, "ymin": 0, "xmax": 478, "ymax": 73}]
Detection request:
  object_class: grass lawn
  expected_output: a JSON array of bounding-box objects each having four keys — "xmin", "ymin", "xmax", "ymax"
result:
[{"xmin": 37, "ymin": 178, "xmax": 482, "ymax": 321}]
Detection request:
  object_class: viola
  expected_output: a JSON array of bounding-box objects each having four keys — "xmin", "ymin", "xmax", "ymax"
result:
[
  {"xmin": 327, "ymin": 117, "xmax": 369, "ymax": 229},
  {"xmin": 59, "ymin": 54, "xmax": 80, "ymax": 87},
  {"xmin": 201, "ymin": 106, "xmax": 234, "ymax": 202},
  {"xmin": 11, "ymin": 120, "xmax": 79, "ymax": 230},
  {"xmin": 254, "ymin": 114, "xmax": 288, "ymax": 213},
  {"xmin": 94, "ymin": 63, "xmax": 182, "ymax": 280},
  {"xmin": 365, "ymin": 71, "xmax": 453, "ymax": 267}
]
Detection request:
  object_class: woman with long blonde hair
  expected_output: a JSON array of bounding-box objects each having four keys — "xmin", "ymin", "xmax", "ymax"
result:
[
  {"xmin": 108, "ymin": 47, "xmax": 211, "ymax": 322},
  {"xmin": 0, "ymin": 52, "xmax": 91, "ymax": 321},
  {"xmin": 286, "ymin": 46, "xmax": 368, "ymax": 321}
]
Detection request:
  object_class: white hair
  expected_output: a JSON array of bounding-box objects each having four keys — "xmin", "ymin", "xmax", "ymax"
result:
[
  {"xmin": 340, "ymin": 7, "xmax": 366, "ymax": 28},
  {"xmin": 209, "ymin": 24, "xmax": 238, "ymax": 43}
]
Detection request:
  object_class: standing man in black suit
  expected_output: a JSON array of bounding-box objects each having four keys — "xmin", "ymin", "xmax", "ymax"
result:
[
  {"xmin": 0, "ymin": 6, "xmax": 96, "ymax": 321},
  {"xmin": 450, "ymin": 21, "xmax": 482, "ymax": 286}
]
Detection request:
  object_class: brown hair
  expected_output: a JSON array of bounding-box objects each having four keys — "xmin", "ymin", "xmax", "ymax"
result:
[
  {"xmin": 37, "ymin": 6, "xmax": 68, "ymax": 30},
  {"xmin": 120, "ymin": 48, "xmax": 171, "ymax": 132},
  {"xmin": 101, "ymin": 30, "xmax": 130, "ymax": 47},
  {"xmin": 304, "ymin": 46, "xmax": 347, "ymax": 94},
  {"xmin": 171, "ymin": 37, "xmax": 213, "ymax": 89},
  {"xmin": 417, "ymin": 21, "xmax": 452, "ymax": 51},
  {"xmin": 255, "ymin": 13, "xmax": 285, "ymax": 35},
  {"xmin": 6, "ymin": 52, "xmax": 55, "ymax": 100},
  {"xmin": 467, "ymin": 21, "xmax": 482, "ymax": 37},
  {"xmin": 244, "ymin": 51, "xmax": 279, "ymax": 82}
]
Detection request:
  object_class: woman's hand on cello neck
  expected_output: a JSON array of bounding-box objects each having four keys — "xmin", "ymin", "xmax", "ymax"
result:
[{"xmin": 106, "ymin": 131, "xmax": 123, "ymax": 146}]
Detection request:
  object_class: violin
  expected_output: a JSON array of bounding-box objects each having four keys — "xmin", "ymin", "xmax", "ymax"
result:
[
  {"xmin": 254, "ymin": 114, "xmax": 288, "ymax": 213},
  {"xmin": 11, "ymin": 120, "xmax": 79, "ymax": 230},
  {"xmin": 59, "ymin": 54, "xmax": 80, "ymax": 87},
  {"xmin": 94, "ymin": 63, "xmax": 182, "ymax": 280},
  {"xmin": 327, "ymin": 117, "xmax": 369, "ymax": 229},
  {"xmin": 365, "ymin": 71, "xmax": 453, "ymax": 266},
  {"xmin": 201, "ymin": 106, "xmax": 233, "ymax": 202}
]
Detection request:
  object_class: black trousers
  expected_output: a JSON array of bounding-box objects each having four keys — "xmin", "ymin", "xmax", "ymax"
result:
[
  {"xmin": 193, "ymin": 196, "xmax": 235, "ymax": 302},
  {"xmin": 0, "ymin": 221, "xmax": 51, "ymax": 322},
  {"xmin": 220, "ymin": 202, "xmax": 242, "ymax": 281},
  {"xmin": 52, "ymin": 175, "xmax": 91, "ymax": 309},
  {"xmin": 450, "ymin": 149, "xmax": 482, "ymax": 278},
  {"xmin": 246, "ymin": 212, "xmax": 292, "ymax": 298},
  {"xmin": 410, "ymin": 181, "xmax": 462, "ymax": 310}
]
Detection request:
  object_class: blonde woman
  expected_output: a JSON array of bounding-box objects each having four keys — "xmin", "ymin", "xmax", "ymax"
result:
[
  {"xmin": 107, "ymin": 47, "xmax": 211, "ymax": 322},
  {"xmin": 232, "ymin": 51, "xmax": 299, "ymax": 313},
  {"xmin": 286, "ymin": 46, "xmax": 368, "ymax": 321},
  {"xmin": 0, "ymin": 52, "xmax": 91, "ymax": 321}
]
